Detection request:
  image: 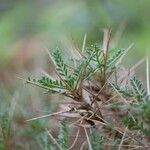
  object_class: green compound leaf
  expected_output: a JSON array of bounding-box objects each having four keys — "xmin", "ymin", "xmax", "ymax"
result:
[
  {"xmin": 130, "ymin": 77, "xmax": 150, "ymax": 102},
  {"xmin": 58, "ymin": 119, "xmax": 69, "ymax": 150},
  {"xmin": 107, "ymin": 48, "xmax": 125, "ymax": 68},
  {"xmin": 90, "ymin": 128, "xmax": 103, "ymax": 150}
]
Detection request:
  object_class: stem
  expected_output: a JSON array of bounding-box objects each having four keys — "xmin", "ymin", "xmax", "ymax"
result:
[{"xmin": 102, "ymin": 28, "xmax": 111, "ymax": 85}]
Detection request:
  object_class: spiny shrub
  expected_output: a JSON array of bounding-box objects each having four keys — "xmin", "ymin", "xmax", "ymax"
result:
[{"xmin": 25, "ymin": 31, "xmax": 150, "ymax": 149}]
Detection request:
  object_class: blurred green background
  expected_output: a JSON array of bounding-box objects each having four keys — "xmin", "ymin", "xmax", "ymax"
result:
[
  {"xmin": 0, "ymin": 0, "xmax": 150, "ymax": 149},
  {"xmin": 0, "ymin": 0, "xmax": 150, "ymax": 63}
]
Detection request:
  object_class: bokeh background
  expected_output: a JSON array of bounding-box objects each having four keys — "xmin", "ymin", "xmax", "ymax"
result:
[{"xmin": 0, "ymin": 0, "xmax": 150, "ymax": 149}]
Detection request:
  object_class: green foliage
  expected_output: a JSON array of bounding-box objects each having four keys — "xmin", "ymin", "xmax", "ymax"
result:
[
  {"xmin": 130, "ymin": 77, "xmax": 150, "ymax": 102},
  {"xmin": 27, "ymin": 46, "xmax": 103, "ymax": 93},
  {"xmin": 85, "ymin": 45, "xmax": 128, "ymax": 76},
  {"xmin": 0, "ymin": 112, "xmax": 10, "ymax": 150},
  {"xmin": 52, "ymin": 48, "xmax": 78, "ymax": 90},
  {"xmin": 0, "ymin": 126, "xmax": 5, "ymax": 150},
  {"xmin": 26, "ymin": 42, "xmax": 150, "ymax": 148},
  {"xmin": 38, "ymin": 120, "xmax": 69, "ymax": 150},
  {"xmin": 121, "ymin": 78, "xmax": 150, "ymax": 135},
  {"xmin": 132, "ymin": 101, "xmax": 150, "ymax": 135},
  {"xmin": 122, "ymin": 102, "xmax": 150, "ymax": 135},
  {"xmin": 0, "ymin": 112, "xmax": 10, "ymax": 141},
  {"xmin": 1, "ymin": 1, "xmax": 150, "ymax": 148},
  {"xmin": 27, "ymin": 44, "xmax": 128, "ymax": 95},
  {"xmin": 28, "ymin": 77, "xmax": 67, "ymax": 93},
  {"xmin": 84, "ymin": 44, "xmax": 104, "ymax": 79},
  {"xmin": 90, "ymin": 128, "xmax": 103, "ymax": 150},
  {"xmin": 52, "ymin": 48, "xmax": 69, "ymax": 79},
  {"xmin": 107, "ymin": 48, "xmax": 125, "ymax": 68},
  {"xmin": 58, "ymin": 119, "xmax": 69, "ymax": 150},
  {"xmin": 72, "ymin": 61, "xmax": 85, "ymax": 79},
  {"xmin": 40, "ymin": 132, "xmax": 55, "ymax": 150},
  {"xmin": 85, "ymin": 44, "xmax": 103, "ymax": 68},
  {"xmin": 123, "ymin": 116, "xmax": 142, "ymax": 130},
  {"xmin": 142, "ymin": 102, "xmax": 150, "ymax": 122},
  {"xmin": 37, "ymin": 77, "xmax": 67, "ymax": 93},
  {"xmin": 110, "ymin": 139, "xmax": 120, "ymax": 150},
  {"xmin": 38, "ymin": 77, "xmax": 66, "ymax": 89},
  {"xmin": 111, "ymin": 83, "xmax": 133, "ymax": 97}
]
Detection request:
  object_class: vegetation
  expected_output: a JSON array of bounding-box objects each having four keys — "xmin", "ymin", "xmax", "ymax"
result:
[
  {"xmin": 23, "ymin": 30, "xmax": 150, "ymax": 149},
  {"xmin": 0, "ymin": 1, "xmax": 150, "ymax": 149}
]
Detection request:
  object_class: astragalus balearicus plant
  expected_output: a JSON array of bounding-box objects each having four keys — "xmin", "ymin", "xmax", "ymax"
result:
[{"xmin": 25, "ymin": 30, "xmax": 150, "ymax": 149}]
